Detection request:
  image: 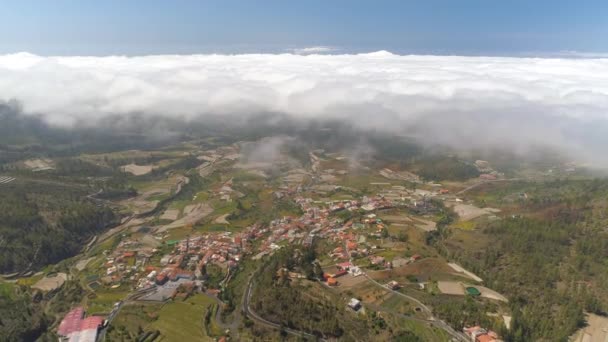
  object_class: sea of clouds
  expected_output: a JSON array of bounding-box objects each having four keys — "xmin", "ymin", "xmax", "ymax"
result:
[{"xmin": 1, "ymin": 51, "xmax": 607, "ymax": 163}]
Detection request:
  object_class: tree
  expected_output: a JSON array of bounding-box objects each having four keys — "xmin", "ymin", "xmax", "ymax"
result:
[
  {"xmin": 381, "ymin": 228, "xmax": 389, "ymax": 238},
  {"xmin": 397, "ymin": 232, "xmax": 409, "ymax": 242}
]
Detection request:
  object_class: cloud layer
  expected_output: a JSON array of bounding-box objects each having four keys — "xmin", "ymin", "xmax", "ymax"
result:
[{"xmin": 1, "ymin": 51, "xmax": 608, "ymax": 163}]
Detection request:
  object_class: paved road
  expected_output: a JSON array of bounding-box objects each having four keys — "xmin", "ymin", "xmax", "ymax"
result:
[
  {"xmin": 200, "ymin": 291, "xmax": 242, "ymax": 340},
  {"xmin": 363, "ymin": 273, "xmax": 433, "ymax": 316},
  {"xmin": 344, "ymin": 237, "xmax": 467, "ymax": 341},
  {"xmin": 361, "ymin": 274, "xmax": 468, "ymax": 342},
  {"xmin": 364, "ymin": 302, "xmax": 468, "ymax": 342},
  {"xmin": 243, "ymin": 274, "xmax": 324, "ymax": 341},
  {"xmin": 97, "ymin": 301, "xmax": 123, "ymax": 342}
]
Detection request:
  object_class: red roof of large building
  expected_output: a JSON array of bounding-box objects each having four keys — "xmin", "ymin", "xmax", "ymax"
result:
[
  {"xmin": 57, "ymin": 307, "xmax": 85, "ymax": 336},
  {"xmin": 57, "ymin": 307, "xmax": 103, "ymax": 337},
  {"xmin": 81, "ymin": 316, "xmax": 104, "ymax": 330}
]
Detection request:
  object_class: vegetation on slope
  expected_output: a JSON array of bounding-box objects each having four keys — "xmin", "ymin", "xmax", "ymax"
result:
[
  {"xmin": 0, "ymin": 183, "xmax": 118, "ymax": 273},
  {"xmin": 443, "ymin": 179, "xmax": 608, "ymax": 341}
]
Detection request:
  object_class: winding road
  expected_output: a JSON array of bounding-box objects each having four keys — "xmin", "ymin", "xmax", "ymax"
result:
[
  {"xmin": 243, "ymin": 275, "xmax": 324, "ymax": 341},
  {"xmin": 361, "ymin": 273, "xmax": 468, "ymax": 342}
]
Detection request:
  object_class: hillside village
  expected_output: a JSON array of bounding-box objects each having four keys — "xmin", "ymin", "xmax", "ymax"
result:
[
  {"xmin": 4, "ymin": 137, "xmax": 596, "ymax": 342},
  {"xmin": 24, "ymin": 142, "xmax": 522, "ymax": 342}
]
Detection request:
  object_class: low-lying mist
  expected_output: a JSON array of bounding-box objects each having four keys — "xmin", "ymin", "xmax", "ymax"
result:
[{"xmin": 1, "ymin": 52, "xmax": 607, "ymax": 166}]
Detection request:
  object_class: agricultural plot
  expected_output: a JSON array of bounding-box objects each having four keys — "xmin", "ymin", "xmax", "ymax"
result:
[
  {"xmin": 0, "ymin": 176, "xmax": 15, "ymax": 184},
  {"xmin": 122, "ymin": 163, "xmax": 154, "ymax": 175},
  {"xmin": 157, "ymin": 202, "xmax": 213, "ymax": 232},
  {"xmin": 31, "ymin": 272, "xmax": 67, "ymax": 292},
  {"xmin": 451, "ymin": 203, "xmax": 500, "ymax": 221},
  {"xmin": 475, "ymin": 285, "xmax": 508, "ymax": 302},
  {"xmin": 122, "ymin": 175, "xmax": 188, "ymax": 214},
  {"xmin": 160, "ymin": 209, "xmax": 180, "ymax": 221},
  {"xmin": 411, "ymin": 217, "xmax": 437, "ymax": 232},
  {"xmin": 381, "ymin": 214, "xmax": 413, "ymax": 224},
  {"xmin": 213, "ymin": 214, "xmax": 230, "ymax": 224},
  {"xmin": 437, "ymin": 281, "xmax": 465, "ymax": 295},
  {"xmin": 23, "ymin": 158, "xmax": 54, "ymax": 171},
  {"xmin": 379, "ymin": 293, "xmax": 416, "ymax": 315},
  {"xmin": 371, "ymin": 258, "xmax": 466, "ymax": 285},
  {"xmin": 75, "ymin": 257, "xmax": 95, "ymax": 271},
  {"xmin": 334, "ymin": 273, "xmax": 367, "ymax": 288},
  {"xmin": 437, "ymin": 281, "xmax": 507, "ymax": 302},
  {"xmin": 147, "ymin": 295, "xmax": 217, "ymax": 341}
]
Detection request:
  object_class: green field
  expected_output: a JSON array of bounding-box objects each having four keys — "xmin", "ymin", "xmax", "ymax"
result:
[
  {"xmin": 148, "ymin": 295, "xmax": 217, "ymax": 342},
  {"xmin": 388, "ymin": 317, "xmax": 451, "ymax": 342},
  {"xmin": 87, "ymin": 289, "xmax": 130, "ymax": 314},
  {"xmin": 452, "ymin": 220, "xmax": 476, "ymax": 230},
  {"xmin": 0, "ymin": 282, "xmax": 16, "ymax": 299}
]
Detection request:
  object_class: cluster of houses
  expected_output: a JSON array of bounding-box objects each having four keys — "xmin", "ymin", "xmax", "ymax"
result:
[
  {"xmin": 323, "ymin": 261, "xmax": 363, "ymax": 286},
  {"xmin": 241, "ymin": 193, "xmax": 429, "ymax": 288},
  {"xmin": 88, "ymin": 168, "xmax": 437, "ymax": 319},
  {"xmin": 97, "ymin": 180, "xmax": 435, "ymax": 298},
  {"xmin": 475, "ymin": 160, "xmax": 504, "ymax": 180},
  {"xmin": 91, "ymin": 225, "xmax": 256, "ymax": 302},
  {"xmin": 212, "ymin": 178, "xmax": 245, "ymax": 202},
  {"xmin": 100, "ymin": 238, "xmax": 154, "ymax": 287},
  {"xmin": 463, "ymin": 326, "xmax": 502, "ymax": 342},
  {"xmin": 137, "ymin": 231, "xmax": 245, "ymax": 290}
]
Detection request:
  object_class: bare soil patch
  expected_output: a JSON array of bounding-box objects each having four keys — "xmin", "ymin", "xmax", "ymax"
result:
[
  {"xmin": 571, "ymin": 313, "xmax": 608, "ymax": 342},
  {"xmin": 122, "ymin": 163, "xmax": 153, "ymax": 176},
  {"xmin": 451, "ymin": 203, "xmax": 500, "ymax": 221},
  {"xmin": 437, "ymin": 281, "xmax": 465, "ymax": 295},
  {"xmin": 32, "ymin": 273, "xmax": 67, "ymax": 292},
  {"xmin": 476, "ymin": 285, "xmax": 508, "ymax": 302},
  {"xmin": 75, "ymin": 257, "xmax": 94, "ymax": 271},
  {"xmin": 214, "ymin": 214, "xmax": 230, "ymax": 224},
  {"xmin": 24, "ymin": 158, "xmax": 54, "ymax": 171},
  {"xmin": 157, "ymin": 202, "xmax": 212, "ymax": 232},
  {"xmin": 369, "ymin": 258, "xmax": 455, "ymax": 283},
  {"xmin": 336, "ymin": 274, "xmax": 367, "ymax": 288},
  {"xmin": 381, "ymin": 215, "xmax": 413, "ymax": 224},
  {"xmin": 447, "ymin": 263, "xmax": 483, "ymax": 282},
  {"xmin": 160, "ymin": 209, "xmax": 180, "ymax": 221},
  {"xmin": 412, "ymin": 217, "xmax": 437, "ymax": 232}
]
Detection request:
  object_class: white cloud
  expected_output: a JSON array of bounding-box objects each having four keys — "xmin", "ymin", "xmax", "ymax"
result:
[
  {"xmin": 289, "ymin": 46, "xmax": 338, "ymax": 54},
  {"xmin": 1, "ymin": 51, "xmax": 608, "ymax": 163}
]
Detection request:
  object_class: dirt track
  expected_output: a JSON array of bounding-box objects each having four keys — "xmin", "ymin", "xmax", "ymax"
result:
[{"xmin": 571, "ymin": 313, "xmax": 608, "ymax": 342}]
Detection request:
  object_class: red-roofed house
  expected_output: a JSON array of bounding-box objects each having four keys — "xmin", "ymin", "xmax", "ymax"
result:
[
  {"xmin": 156, "ymin": 274, "xmax": 168, "ymax": 285},
  {"xmin": 336, "ymin": 262, "xmax": 352, "ymax": 270},
  {"xmin": 463, "ymin": 326, "xmax": 501, "ymax": 342}
]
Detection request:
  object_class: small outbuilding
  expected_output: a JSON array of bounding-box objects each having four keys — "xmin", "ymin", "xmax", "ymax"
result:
[
  {"xmin": 466, "ymin": 287, "xmax": 481, "ymax": 297},
  {"xmin": 348, "ymin": 298, "xmax": 362, "ymax": 311}
]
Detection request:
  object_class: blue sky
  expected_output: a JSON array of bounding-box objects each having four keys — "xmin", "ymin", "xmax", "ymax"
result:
[{"xmin": 2, "ymin": 0, "xmax": 607, "ymax": 56}]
